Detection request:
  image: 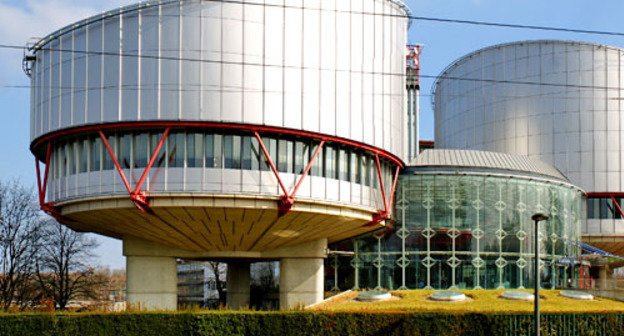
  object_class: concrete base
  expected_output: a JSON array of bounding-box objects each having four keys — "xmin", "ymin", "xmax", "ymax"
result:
[
  {"xmin": 280, "ymin": 258, "xmax": 324, "ymax": 309},
  {"xmin": 226, "ymin": 262, "xmax": 250, "ymax": 309},
  {"xmin": 126, "ymin": 255, "xmax": 177, "ymax": 310}
]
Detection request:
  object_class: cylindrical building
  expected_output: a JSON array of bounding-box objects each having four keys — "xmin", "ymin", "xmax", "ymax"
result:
[
  {"xmin": 346, "ymin": 149, "xmax": 583, "ymax": 291},
  {"xmin": 432, "ymin": 40, "xmax": 624, "ymax": 263},
  {"xmin": 27, "ymin": 0, "xmax": 410, "ymax": 309}
]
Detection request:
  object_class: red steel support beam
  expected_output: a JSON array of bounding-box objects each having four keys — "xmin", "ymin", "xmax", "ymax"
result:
[
  {"xmin": 290, "ymin": 140, "xmax": 325, "ymax": 199},
  {"xmin": 374, "ymin": 154, "xmax": 388, "ymax": 213},
  {"xmin": 385, "ymin": 165, "xmax": 401, "ymax": 214},
  {"xmin": 133, "ymin": 128, "xmax": 170, "ymax": 195},
  {"xmin": 34, "ymin": 142, "xmax": 62, "ymax": 220},
  {"xmin": 253, "ymin": 131, "xmax": 289, "ymax": 197},
  {"xmin": 99, "ymin": 131, "xmax": 133, "ymax": 195},
  {"xmin": 610, "ymin": 195, "xmax": 624, "ymax": 219}
]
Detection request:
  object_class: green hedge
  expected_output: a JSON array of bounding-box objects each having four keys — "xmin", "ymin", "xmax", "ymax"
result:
[{"xmin": 0, "ymin": 312, "xmax": 622, "ymax": 336}]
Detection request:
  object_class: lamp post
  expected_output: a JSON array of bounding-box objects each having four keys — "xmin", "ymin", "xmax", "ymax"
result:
[{"xmin": 531, "ymin": 212, "xmax": 549, "ymax": 336}]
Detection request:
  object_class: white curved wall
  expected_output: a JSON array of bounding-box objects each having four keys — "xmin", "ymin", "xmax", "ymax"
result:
[
  {"xmin": 434, "ymin": 40, "xmax": 624, "ymax": 193},
  {"xmin": 30, "ymin": 0, "xmax": 409, "ymax": 159},
  {"xmin": 433, "ymin": 40, "xmax": 624, "ymax": 237}
]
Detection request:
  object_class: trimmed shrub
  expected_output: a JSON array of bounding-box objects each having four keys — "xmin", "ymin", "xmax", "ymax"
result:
[{"xmin": 0, "ymin": 312, "xmax": 621, "ymax": 336}]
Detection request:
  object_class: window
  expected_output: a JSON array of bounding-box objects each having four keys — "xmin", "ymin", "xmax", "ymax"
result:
[
  {"xmin": 338, "ymin": 148, "xmax": 349, "ymax": 181},
  {"xmin": 223, "ymin": 135, "xmax": 241, "ymax": 169},
  {"xmin": 133, "ymin": 133, "xmax": 148, "ymax": 168},
  {"xmin": 103, "ymin": 136, "xmax": 115, "ymax": 170},
  {"xmin": 187, "ymin": 133, "xmax": 203, "ymax": 168},
  {"xmin": 360, "ymin": 154, "xmax": 368, "ymax": 186},
  {"xmin": 205, "ymin": 134, "xmax": 222, "ymax": 168},
  {"xmin": 310, "ymin": 142, "xmax": 322, "ymax": 176},
  {"xmin": 78, "ymin": 140, "xmax": 88, "ymax": 173},
  {"xmin": 350, "ymin": 152, "xmax": 359, "ymax": 183},
  {"xmin": 151, "ymin": 133, "xmax": 167, "ymax": 169},
  {"xmin": 119, "ymin": 133, "xmax": 131, "ymax": 169},
  {"xmin": 587, "ymin": 196, "xmax": 623, "ymax": 219},
  {"xmin": 324, "ymin": 146, "xmax": 337, "ymax": 179},
  {"xmin": 90, "ymin": 137, "xmax": 101, "ymax": 172},
  {"xmin": 277, "ymin": 139, "xmax": 293, "ymax": 173},
  {"xmin": 68, "ymin": 143, "xmax": 76, "ymax": 175},
  {"xmin": 168, "ymin": 132, "xmax": 185, "ymax": 168},
  {"xmin": 260, "ymin": 138, "xmax": 277, "ymax": 171},
  {"xmin": 241, "ymin": 136, "xmax": 260, "ymax": 170},
  {"xmin": 294, "ymin": 140, "xmax": 310, "ymax": 174}
]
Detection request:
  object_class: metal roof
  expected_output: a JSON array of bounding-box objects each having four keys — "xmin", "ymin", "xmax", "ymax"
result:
[{"xmin": 411, "ymin": 149, "xmax": 569, "ymax": 182}]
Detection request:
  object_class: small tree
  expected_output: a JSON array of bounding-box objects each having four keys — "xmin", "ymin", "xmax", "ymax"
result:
[
  {"xmin": 35, "ymin": 221, "xmax": 101, "ymax": 310},
  {"xmin": 0, "ymin": 180, "xmax": 43, "ymax": 310},
  {"xmin": 206, "ymin": 261, "xmax": 226, "ymax": 304}
]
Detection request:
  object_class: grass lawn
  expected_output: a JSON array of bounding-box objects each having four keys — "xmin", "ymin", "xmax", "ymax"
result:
[{"xmin": 310, "ymin": 290, "xmax": 624, "ymax": 314}]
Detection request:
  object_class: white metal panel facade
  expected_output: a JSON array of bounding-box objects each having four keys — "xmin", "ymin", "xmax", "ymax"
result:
[
  {"xmin": 432, "ymin": 40, "xmax": 624, "ymax": 236},
  {"xmin": 30, "ymin": 0, "xmax": 409, "ymax": 160}
]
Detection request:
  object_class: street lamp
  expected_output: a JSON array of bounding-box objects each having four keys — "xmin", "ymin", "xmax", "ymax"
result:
[{"xmin": 531, "ymin": 212, "xmax": 549, "ymax": 336}]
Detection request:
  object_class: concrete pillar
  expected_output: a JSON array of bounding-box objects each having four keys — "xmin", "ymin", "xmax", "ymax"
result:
[
  {"xmin": 126, "ymin": 256, "xmax": 177, "ymax": 310},
  {"xmin": 597, "ymin": 265, "xmax": 612, "ymax": 290},
  {"xmin": 226, "ymin": 262, "xmax": 250, "ymax": 309},
  {"xmin": 279, "ymin": 258, "xmax": 324, "ymax": 309}
]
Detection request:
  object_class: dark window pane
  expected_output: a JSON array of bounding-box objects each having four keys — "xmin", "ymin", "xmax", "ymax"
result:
[
  {"xmin": 78, "ymin": 140, "xmax": 88, "ymax": 173},
  {"xmin": 103, "ymin": 136, "xmax": 115, "ymax": 170},
  {"xmin": 260, "ymin": 138, "xmax": 277, "ymax": 172},
  {"xmin": 310, "ymin": 142, "xmax": 322, "ymax": 176},
  {"xmin": 350, "ymin": 152, "xmax": 359, "ymax": 183},
  {"xmin": 68, "ymin": 143, "xmax": 76, "ymax": 175},
  {"xmin": 242, "ymin": 136, "xmax": 252, "ymax": 170},
  {"xmin": 119, "ymin": 133, "xmax": 131, "ymax": 169},
  {"xmin": 151, "ymin": 133, "xmax": 167, "ymax": 168},
  {"xmin": 167, "ymin": 132, "xmax": 185, "ymax": 168},
  {"xmin": 294, "ymin": 140, "xmax": 309, "ymax": 174},
  {"xmin": 134, "ymin": 133, "xmax": 148, "ymax": 168},
  {"xmin": 250, "ymin": 137, "xmax": 260, "ymax": 170},
  {"xmin": 90, "ymin": 137, "xmax": 101, "ymax": 172},
  {"xmin": 278, "ymin": 139, "xmax": 293, "ymax": 173},
  {"xmin": 187, "ymin": 133, "xmax": 203, "ymax": 168},
  {"xmin": 339, "ymin": 148, "xmax": 349, "ymax": 181},
  {"xmin": 223, "ymin": 135, "xmax": 241, "ymax": 169}
]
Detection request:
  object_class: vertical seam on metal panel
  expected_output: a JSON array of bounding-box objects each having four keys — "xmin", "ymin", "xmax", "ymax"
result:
[
  {"xmin": 281, "ymin": 0, "xmax": 285, "ymax": 128},
  {"xmin": 157, "ymin": 3, "xmax": 162, "ymax": 120},
  {"xmin": 137, "ymin": 7, "xmax": 142, "ymax": 121},
  {"xmin": 242, "ymin": 0, "xmax": 246, "ymax": 123},
  {"xmin": 119, "ymin": 13, "xmax": 124, "ymax": 121},
  {"xmin": 179, "ymin": 1, "xmax": 183, "ymax": 120}
]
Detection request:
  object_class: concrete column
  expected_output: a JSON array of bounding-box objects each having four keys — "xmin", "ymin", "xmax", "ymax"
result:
[
  {"xmin": 597, "ymin": 265, "xmax": 612, "ymax": 290},
  {"xmin": 279, "ymin": 258, "xmax": 324, "ymax": 309},
  {"xmin": 126, "ymin": 256, "xmax": 177, "ymax": 310},
  {"xmin": 226, "ymin": 262, "xmax": 250, "ymax": 309}
]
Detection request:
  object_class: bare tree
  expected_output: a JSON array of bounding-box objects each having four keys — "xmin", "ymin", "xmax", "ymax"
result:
[
  {"xmin": 206, "ymin": 261, "xmax": 227, "ymax": 304},
  {"xmin": 0, "ymin": 180, "xmax": 43, "ymax": 310},
  {"xmin": 35, "ymin": 221, "xmax": 101, "ymax": 310}
]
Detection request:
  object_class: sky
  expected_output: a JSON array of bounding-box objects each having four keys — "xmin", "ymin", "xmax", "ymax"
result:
[{"xmin": 1, "ymin": 0, "xmax": 624, "ymax": 268}]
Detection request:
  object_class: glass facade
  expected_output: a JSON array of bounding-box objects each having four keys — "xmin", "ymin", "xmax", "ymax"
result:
[
  {"xmin": 47, "ymin": 129, "xmax": 393, "ymax": 194},
  {"xmin": 347, "ymin": 171, "xmax": 583, "ymax": 290}
]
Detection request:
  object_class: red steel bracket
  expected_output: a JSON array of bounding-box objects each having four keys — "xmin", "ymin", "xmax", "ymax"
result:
[
  {"xmin": 254, "ymin": 132, "xmax": 326, "ymax": 216},
  {"xmin": 35, "ymin": 142, "xmax": 62, "ymax": 221},
  {"xmin": 364, "ymin": 162, "xmax": 401, "ymax": 227},
  {"xmin": 610, "ymin": 195, "xmax": 624, "ymax": 219},
  {"xmin": 99, "ymin": 128, "xmax": 170, "ymax": 213}
]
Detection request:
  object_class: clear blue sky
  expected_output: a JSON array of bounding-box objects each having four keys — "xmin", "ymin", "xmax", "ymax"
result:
[{"xmin": 1, "ymin": 0, "xmax": 623, "ymax": 268}]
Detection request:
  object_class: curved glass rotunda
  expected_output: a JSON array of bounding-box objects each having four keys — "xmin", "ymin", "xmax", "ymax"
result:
[{"xmin": 341, "ymin": 150, "xmax": 584, "ymax": 290}]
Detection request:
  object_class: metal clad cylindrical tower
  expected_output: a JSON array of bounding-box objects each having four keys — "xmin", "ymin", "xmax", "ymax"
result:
[
  {"xmin": 28, "ymin": 0, "xmax": 410, "ymax": 254},
  {"xmin": 432, "ymin": 40, "xmax": 624, "ymax": 256}
]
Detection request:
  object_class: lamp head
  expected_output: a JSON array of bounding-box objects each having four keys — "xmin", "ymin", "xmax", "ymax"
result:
[{"xmin": 531, "ymin": 212, "xmax": 549, "ymax": 221}]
